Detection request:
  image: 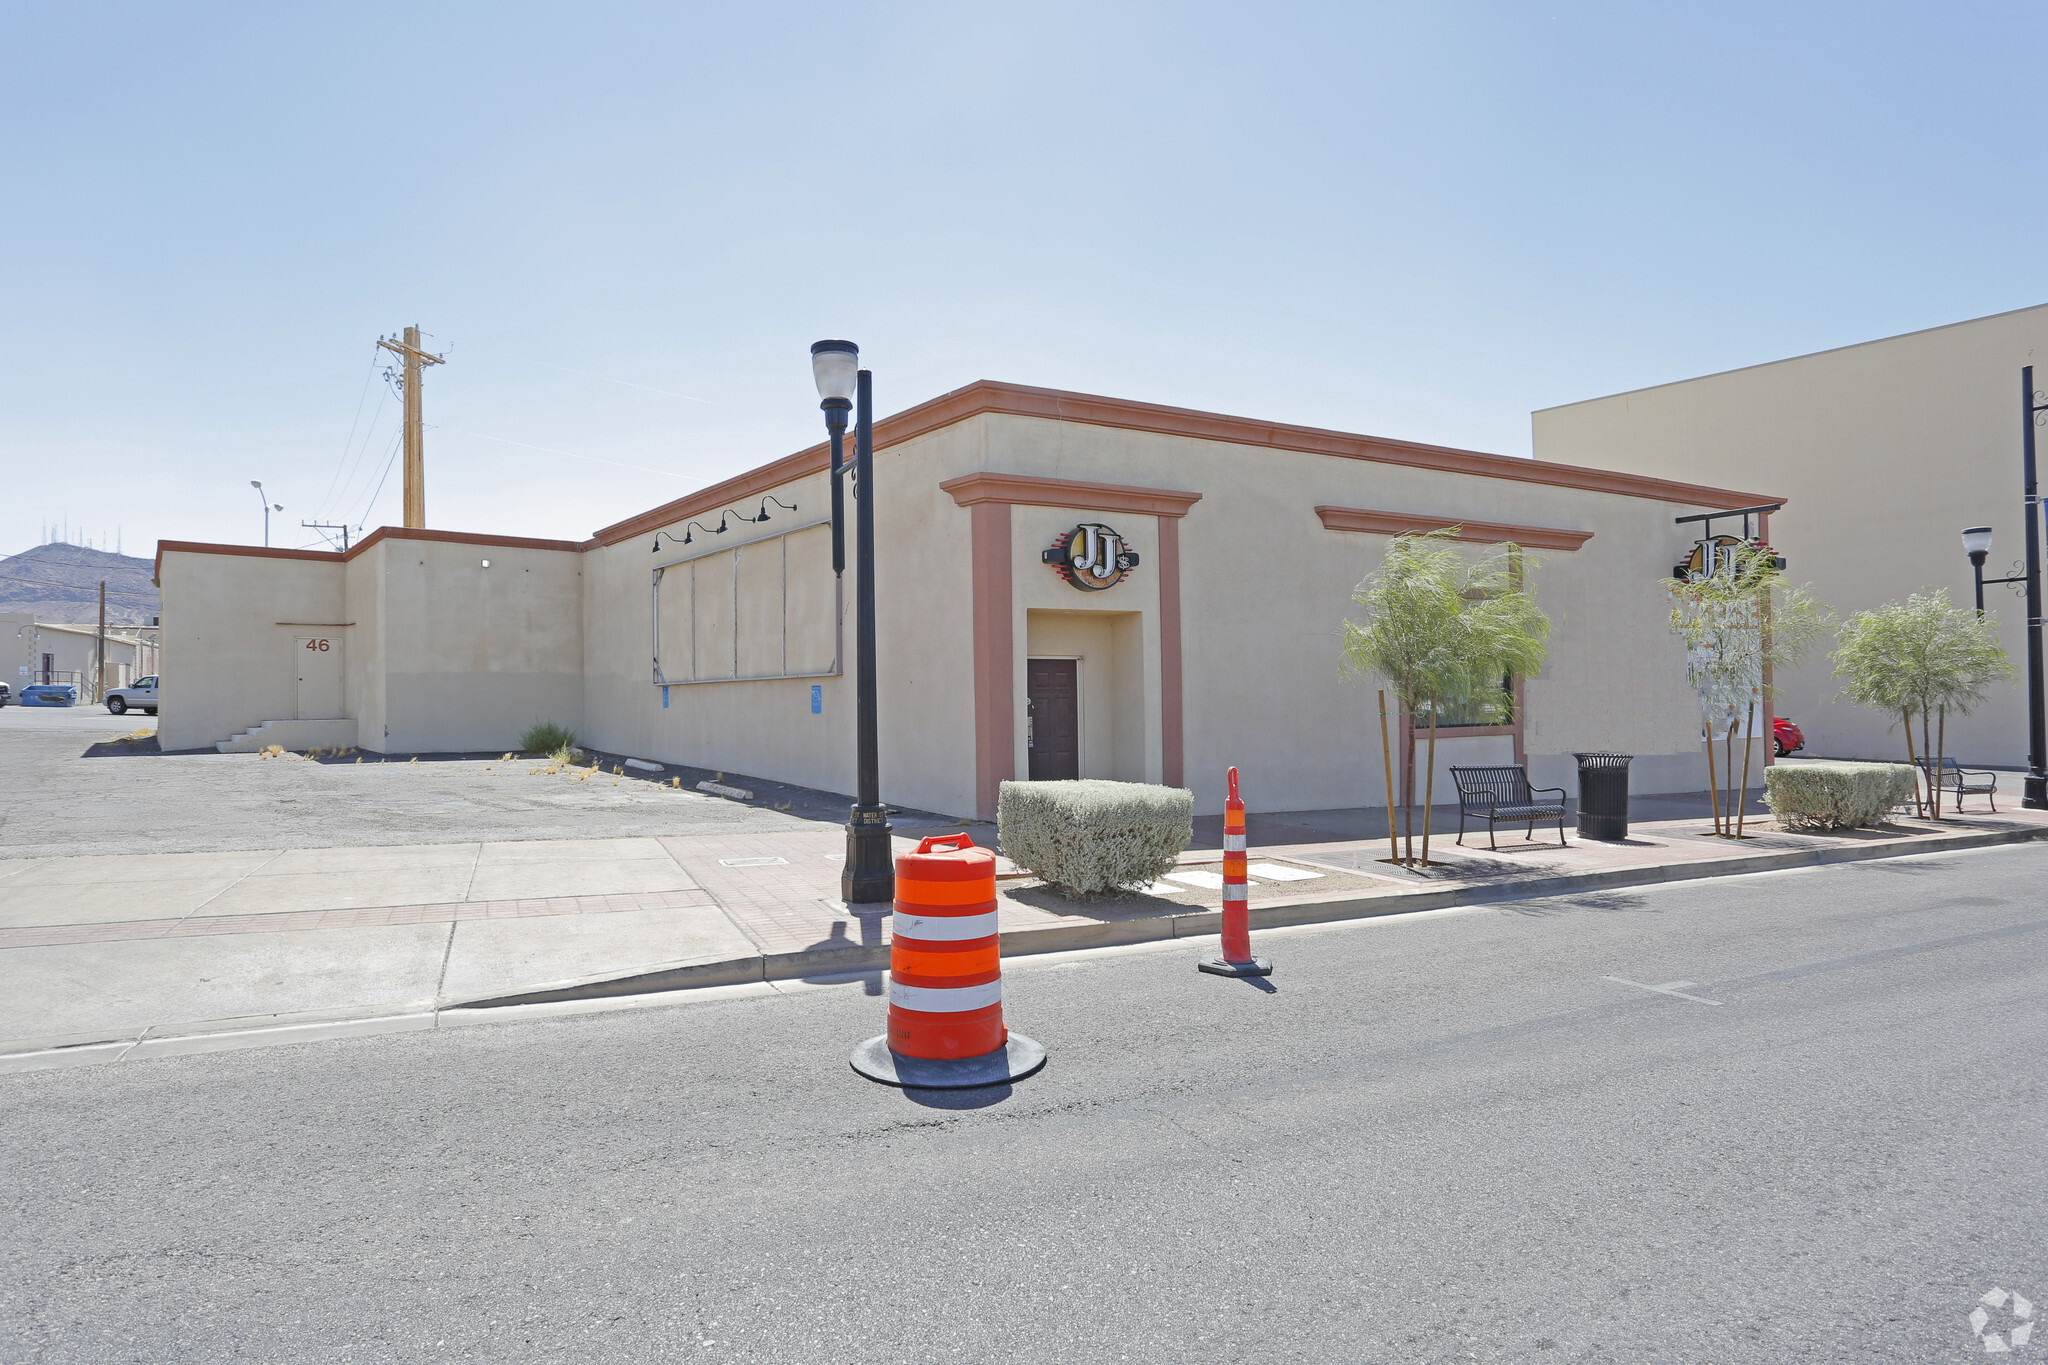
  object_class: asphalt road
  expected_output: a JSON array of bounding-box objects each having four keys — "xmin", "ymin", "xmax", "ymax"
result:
[
  {"xmin": 0, "ymin": 705, "xmax": 961, "ymax": 860},
  {"xmin": 2, "ymin": 844, "xmax": 2043, "ymax": 1363}
]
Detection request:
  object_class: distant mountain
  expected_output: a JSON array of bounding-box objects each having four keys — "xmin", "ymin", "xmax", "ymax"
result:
[{"xmin": 0, "ymin": 543, "xmax": 160, "ymax": 626}]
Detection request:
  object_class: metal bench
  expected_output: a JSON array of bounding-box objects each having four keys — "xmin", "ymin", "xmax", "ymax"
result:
[
  {"xmin": 1449, "ymin": 765, "xmax": 1568, "ymax": 850},
  {"xmin": 1914, "ymin": 757, "xmax": 2000, "ymax": 813}
]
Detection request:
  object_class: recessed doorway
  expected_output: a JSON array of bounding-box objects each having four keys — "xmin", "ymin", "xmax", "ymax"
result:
[{"xmin": 1026, "ymin": 658, "xmax": 1079, "ymax": 781}]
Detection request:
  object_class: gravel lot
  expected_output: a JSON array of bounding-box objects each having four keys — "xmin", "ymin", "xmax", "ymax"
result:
[{"xmin": 0, "ymin": 704, "xmax": 961, "ymax": 860}]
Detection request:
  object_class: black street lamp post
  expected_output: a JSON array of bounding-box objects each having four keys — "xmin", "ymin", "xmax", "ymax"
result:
[
  {"xmin": 812, "ymin": 340, "xmax": 894, "ymax": 902},
  {"xmin": 2015, "ymin": 367, "xmax": 2048, "ymax": 809}
]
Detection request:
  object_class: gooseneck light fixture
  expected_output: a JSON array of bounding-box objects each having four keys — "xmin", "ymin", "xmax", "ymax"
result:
[
  {"xmin": 650, "ymin": 500, "xmax": 799, "ymax": 553},
  {"xmin": 811, "ymin": 338, "xmax": 892, "ymax": 903}
]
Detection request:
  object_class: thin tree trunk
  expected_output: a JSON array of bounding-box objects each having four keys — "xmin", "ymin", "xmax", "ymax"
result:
[
  {"xmin": 1401, "ymin": 707, "xmax": 1415, "ymax": 864},
  {"xmin": 1935, "ymin": 705, "xmax": 1947, "ymax": 822},
  {"xmin": 1902, "ymin": 707, "xmax": 1924, "ymax": 819},
  {"xmin": 1722, "ymin": 717, "xmax": 1736, "ymax": 836},
  {"xmin": 1922, "ymin": 707, "xmax": 1939, "ymax": 822},
  {"xmin": 1735, "ymin": 701, "xmax": 1756, "ymax": 839},
  {"xmin": 1421, "ymin": 704, "xmax": 1438, "ymax": 867},
  {"xmin": 1705, "ymin": 719, "xmax": 1723, "ymax": 837},
  {"xmin": 1378, "ymin": 689, "xmax": 1398, "ymax": 864}
]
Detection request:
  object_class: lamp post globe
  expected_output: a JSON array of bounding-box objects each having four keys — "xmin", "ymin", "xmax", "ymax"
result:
[
  {"xmin": 811, "ymin": 339, "xmax": 893, "ymax": 904},
  {"xmin": 1963, "ymin": 525, "xmax": 1993, "ymax": 611}
]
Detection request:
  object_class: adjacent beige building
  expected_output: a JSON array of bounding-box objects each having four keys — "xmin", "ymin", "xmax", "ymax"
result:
[
  {"xmin": 158, "ymin": 382, "xmax": 1780, "ymax": 816},
  {"xmin": 2, "ymin": 614, "xmax": 151, "ymax": 696},
  {"xmin": 1535, "ymin": 304, "xmax": 2048, "ymax": 768}
]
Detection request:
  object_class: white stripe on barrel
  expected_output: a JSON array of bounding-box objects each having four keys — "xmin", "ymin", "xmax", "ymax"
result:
[
  {"xmin": 1224, "ymin": 833, "xmax": 1247, "ymax": 852},
  {"xmin": 889, "ymin": 979, "xmax": 1003, "ymax": 1013},
  {"xmin": 891, "ymin": 910, "xmax": 1000, "ymax": 942}
]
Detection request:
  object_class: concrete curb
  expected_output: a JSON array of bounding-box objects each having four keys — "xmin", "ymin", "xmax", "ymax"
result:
[
  {"xmin": 5, "ymin": 822, "xmax": 2038, "ymax": 1072},
  {"xmin": 443, "ymin": 821, "xmax": 2048, "ymax": 1012}
]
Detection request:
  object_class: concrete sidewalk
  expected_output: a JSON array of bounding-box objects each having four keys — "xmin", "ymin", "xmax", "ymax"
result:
[{"xmin": 4, "ymin": 785, "xmax": 2044, "ymax": 1071}]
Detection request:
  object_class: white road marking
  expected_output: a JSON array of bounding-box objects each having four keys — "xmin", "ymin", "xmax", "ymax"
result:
[
  {"xmin": 1166, "ymin": 870, "xmax": 1225, "ymax": 889},
  {"xmin": 1602, "ymin": 975, "xmax": 1723, "ymax": 1006},
  {"xmin": 1247, "ymin": 862, "xmax": 1324, "ymax": 882}
]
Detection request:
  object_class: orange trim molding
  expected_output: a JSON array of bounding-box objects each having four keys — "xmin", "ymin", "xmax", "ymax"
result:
[
  {"xmin": 347, "ymin": 526, "xmax": 584, "ymax": 557},
  {"xmin": 1314, "ymin": 506, "xmax": 1594, "ymax": 551},
  {"xmin": 940, "ymin": 471, "xmax": 1203, "ymax": 518},
  {"xmin": 1157, "ymin": 516, "xmax": 1185, "ymax": 789},
  {"xmin": 155, "ymin": 540, "xmax": 341, "ymax": 580},
  {"xmin": 155, "ymin": 527, "xmax": 584, "ymax": 580},
  {"xmin": 592, "ymin": 379, "xmax": 1778, "ymax": 548},
  {"xmin": 969, "ymin": 503, "xmax": 1014, "ymax": 822}
]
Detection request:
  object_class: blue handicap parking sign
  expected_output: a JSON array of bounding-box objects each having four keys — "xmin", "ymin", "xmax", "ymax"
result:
[{"xmin": 810, "ymin": 684, "xmax": 822, "ymax": 714}]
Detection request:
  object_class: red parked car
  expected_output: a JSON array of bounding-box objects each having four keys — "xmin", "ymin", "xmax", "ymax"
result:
[{"xmin": 1773, "ymin": 716, "xmax": 1805, "ymax": 758}]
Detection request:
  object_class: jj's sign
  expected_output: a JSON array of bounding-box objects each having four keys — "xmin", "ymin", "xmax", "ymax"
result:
[{"xmin": 1043, "ymin": 523, "xmax": 1140, "ymax": 591}]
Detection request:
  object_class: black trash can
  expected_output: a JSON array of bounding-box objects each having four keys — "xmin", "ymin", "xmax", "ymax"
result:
[{"xmin": 1573, "ymin": 752, "xmax": 1634, "ymax": 841}]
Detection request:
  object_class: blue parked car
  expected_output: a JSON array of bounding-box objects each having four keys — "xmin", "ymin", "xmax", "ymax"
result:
[{"xmin": 19, "ymin": 684, "xmax": 77, "ymax": 707}]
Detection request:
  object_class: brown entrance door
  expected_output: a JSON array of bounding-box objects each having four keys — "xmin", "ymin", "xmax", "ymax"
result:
[{"xmin": 1027, "ymin": 658, "xmax": 1079, "ymax": 781}]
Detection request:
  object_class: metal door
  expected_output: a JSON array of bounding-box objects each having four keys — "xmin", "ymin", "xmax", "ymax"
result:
[
  {"xmin": 1026, "ymin": 658, "xmax": 1080, "ymax": 781},
  {"xmin": 294, "ymin": 636, "xmax": 345, "ymax": 719}
]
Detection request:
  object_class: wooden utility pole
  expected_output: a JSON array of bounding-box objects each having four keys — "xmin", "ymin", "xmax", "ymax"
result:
[
  {"xmin": 95, "ymin": 580, "xmax": 106, "ymax": 703},
  {"xmin": 376, "ymin": 325, "xmax": 445, "ymax": 529}
]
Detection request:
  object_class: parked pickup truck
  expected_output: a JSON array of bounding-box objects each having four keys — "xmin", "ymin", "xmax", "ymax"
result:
[{"xmin": 105, "ymin": 676, "xmax": 159, "ymax": 716}]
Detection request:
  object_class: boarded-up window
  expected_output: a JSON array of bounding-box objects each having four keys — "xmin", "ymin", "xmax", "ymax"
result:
[{"xmin": 652, "ymin": 521, "xmax": 840, "ymax": 684}]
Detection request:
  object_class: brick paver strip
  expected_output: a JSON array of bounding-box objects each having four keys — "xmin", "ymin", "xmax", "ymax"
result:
[{"xmin": 0, "ymin": 887, "xmax": 718, "ymax": 951}]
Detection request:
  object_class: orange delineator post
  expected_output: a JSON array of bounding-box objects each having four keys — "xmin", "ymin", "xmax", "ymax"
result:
[
  {"xmin": 849, "ymin": 834, "xmax": 1047, "ymax": 1089},
  {"xmin": 1199, "ymin": 767, "xmax": 1272, "ymax": 978}
]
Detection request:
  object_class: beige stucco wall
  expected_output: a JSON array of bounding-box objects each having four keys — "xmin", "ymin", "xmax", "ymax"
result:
[
  {"xmin": 972, "ymin": 413, "xmax": 1713, "ymax": 813},
  {"xmin": 158, "ymin": 536, "xmax": 584, "ymax": 754},
  {"xmin": 157, "ymin": 399, "xmax": 1767, "ymax": 812},
  {"xmin": 157, "ymin": 551, "xmax": 346, "ymax": 750},
  {"xmin": 368, "ymin": 538, "xmax": 585, "ymax": 754},
  {"xmin": 578, "ymin": 422, "xmax": 986, "ymax": 818},
  {"xmin": 1534, "ymin": 303, "xmax": 2048, "ymax": 767},
  {"xmin": 1, "ymin": 613, "xmax": 33, "ymax": 684},
  {"xmin": 575, "ymin": 409, "xmax": 1741, "ymax": 818}
]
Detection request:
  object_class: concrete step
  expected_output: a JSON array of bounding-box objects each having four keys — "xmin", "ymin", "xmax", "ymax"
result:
[{"xmin": 217, "ymin": 718, "xmax": 359, "ymax": 754}]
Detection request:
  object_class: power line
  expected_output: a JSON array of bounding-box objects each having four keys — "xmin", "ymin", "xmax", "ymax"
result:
[
  {"xmin": 328, "ymin": 398, "xmax": 393, "ymax": 529},
  {"xmin": 0, "ymin": 569, "xmax": 159, "ymax": 602},
  {"xmin": 435, "ymin": 424, "xmax": 693, "ymax": 480},
  {"xmin": 351, "ymin": 429, "xmax": 406, "ymax": 530},
  {"xmin": 512, "ymin": 353, "xmax": 709, "ymax": 404},
  {"xmin": 315, "ymin": 345, "xmax": 385, "ymax": 521}
]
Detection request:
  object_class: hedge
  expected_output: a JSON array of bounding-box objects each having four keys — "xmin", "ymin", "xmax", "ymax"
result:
[
  {"xmin": 997, "ymin": 779, "xmax": 1193, "ymax": 895},
  {"xmin": 1762, "ymin": 762, "xmax": 1918, "ymax": 831}
]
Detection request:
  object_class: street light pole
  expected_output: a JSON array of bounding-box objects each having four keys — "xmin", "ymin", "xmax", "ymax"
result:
[
  {"xmin": 2020, "ymin": 368, "xmax": 2047, "ymax": 809},
  {"xmin": 812, "ymin": 341, "xmax": 894, "ymax": 903},
  {"xmin": 250, "ymin": 481, "xmax": 282, "ymax": 548}
]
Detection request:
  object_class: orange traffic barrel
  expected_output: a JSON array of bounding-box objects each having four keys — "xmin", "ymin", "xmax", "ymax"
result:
[{"xmin": 849, "ymin": 834, "xmax": 1047, "ymax": 1089}]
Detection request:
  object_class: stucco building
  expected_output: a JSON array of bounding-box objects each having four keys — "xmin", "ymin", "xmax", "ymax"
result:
[
  {"xmin": 157, "ymin": 381, "xmax": 1780, "ymax": 817},
  {"xmin": 1535, "ymin": 304, "xmax": 2048, "ymax": 768},
  {"xmin": 3, "ymin": 614, "xmax": 151, "ymax": 696}
]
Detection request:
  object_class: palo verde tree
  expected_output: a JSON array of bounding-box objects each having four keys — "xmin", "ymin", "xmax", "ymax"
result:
[
  {"xmin": 1831, "ymin": 589, "xmax": 2012, "ymax": 820},
  {"xmin": 1343, "ymin": 530, "xmax": 1551, "ymax": 866},
  {"xmin": 1665, "ymin": 544, "xmax": 1832, "ymax": 837}
]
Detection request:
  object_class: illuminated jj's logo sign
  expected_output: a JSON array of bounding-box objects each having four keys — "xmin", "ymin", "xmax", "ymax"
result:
[
  {"xmin": 1042, "ymin": 523, "xmax": 1140, "ymax": 592},
  {"xmin": 1674, "ymin": 534, "xmax": 1786, "ymax": 582}
]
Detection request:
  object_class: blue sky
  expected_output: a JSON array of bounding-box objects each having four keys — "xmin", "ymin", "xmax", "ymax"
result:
[{"xmin": 4, "ymin": 2, "xmax": 2045, "ymax": 555}]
